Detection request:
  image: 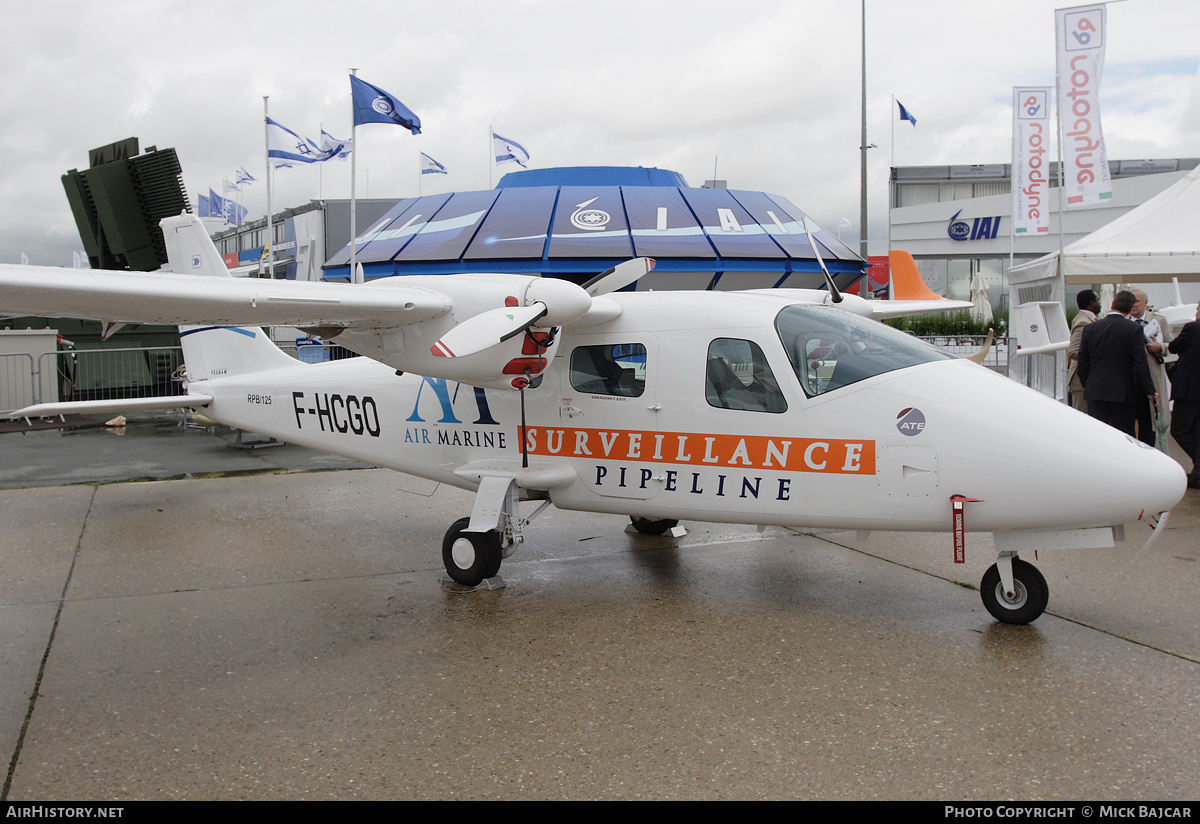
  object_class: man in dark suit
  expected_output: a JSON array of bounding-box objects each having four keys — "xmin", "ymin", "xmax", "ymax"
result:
[
  {"xmin": 1168, "ymin": 303, "xmax": 1200, "ymax": 488},
  {"xmin": 1077, "ymin": 290, "xmax": 1157, "ymax": 437}
]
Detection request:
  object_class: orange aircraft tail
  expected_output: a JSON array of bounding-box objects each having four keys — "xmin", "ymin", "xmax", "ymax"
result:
[{"xmin": 888, "ymin": 250, "xmax": 943, "ymax": 301}]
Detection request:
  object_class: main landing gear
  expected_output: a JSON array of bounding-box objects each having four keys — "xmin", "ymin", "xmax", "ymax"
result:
[
  {"xmin": 441, "ymin": 476, "xmax": 553, "ymax": 587},
  {"xmin": 979, "ymin": 554, "xmax": 1048, "ymax": 624}
]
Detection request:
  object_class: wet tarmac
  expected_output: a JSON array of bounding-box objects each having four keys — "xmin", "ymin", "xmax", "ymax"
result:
[{"xmin": 1, "ymin": 413, "xmax": 1198, "ymax": 799}]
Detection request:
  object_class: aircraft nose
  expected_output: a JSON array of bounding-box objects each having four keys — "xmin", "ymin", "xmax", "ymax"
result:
[{"xmin": 1124, "ymin": 437, "xmax": 1188, "ymax": 518}]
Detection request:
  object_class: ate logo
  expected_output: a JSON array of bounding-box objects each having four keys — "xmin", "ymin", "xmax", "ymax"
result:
[{"xmin": 896, "ymin": 407, "xmax": 926, "ymax": 436}]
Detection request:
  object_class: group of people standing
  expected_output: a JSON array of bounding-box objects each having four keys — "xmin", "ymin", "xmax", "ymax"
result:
[{"xmin": 1067, "ymin": 287, "xmax": 1200, "ymax": 489}]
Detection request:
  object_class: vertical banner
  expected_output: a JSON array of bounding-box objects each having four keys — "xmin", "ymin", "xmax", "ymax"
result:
[
  {"xmin": 1012, "ymin": 87, "xmax": 1052, "ymax": 234},
  {"xmin": 1056, "ymin": 4, "xmax": 1112, "ymax": 207}
]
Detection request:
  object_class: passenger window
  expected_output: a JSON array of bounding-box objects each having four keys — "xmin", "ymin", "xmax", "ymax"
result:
[
  {"xmin": 570, "ymin": 343, "xmax": 646, "ymax": 397},
  {"xmin": 705, "ymin": 338, "xmax": 787, "ymax": 413}
]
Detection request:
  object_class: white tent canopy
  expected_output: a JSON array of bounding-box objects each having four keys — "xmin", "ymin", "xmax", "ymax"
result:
[{"xmin": 1009, "ymin": 165, "xmax": 1200, "ymax": 285}]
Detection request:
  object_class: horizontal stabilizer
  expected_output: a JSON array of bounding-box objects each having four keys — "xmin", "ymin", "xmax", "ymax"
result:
[{"xmin": 4, "ymin": 394, "xmax": 213, "ymax": 420}]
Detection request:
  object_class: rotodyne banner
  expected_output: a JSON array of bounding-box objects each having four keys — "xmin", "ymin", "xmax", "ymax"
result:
[
  {"xmin": 1056, "ymin": 4, "xmax": 1112, "ymax": 208},
  {"xmin": 1012, "ymin": 87, "xmax": 1052, "ymax": 234}
]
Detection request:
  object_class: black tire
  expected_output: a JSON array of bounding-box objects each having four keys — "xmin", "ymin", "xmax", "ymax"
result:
[
  {"xmin": 442, "ymin": 517, "xmax": 502, "ymax": 586},
  {"xmin": 980, "ymin": 559, "xmax": 1049, "ymax": 624},
  {"xmin": 629, "ymin": 516, "xmax": 680, "ymax": 536}
]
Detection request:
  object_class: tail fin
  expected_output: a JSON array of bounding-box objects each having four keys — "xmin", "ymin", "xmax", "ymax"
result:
[
  {"xmin": 162, "ymin": 213, "xmax": 233, "ymax": 277},
  {"xmin": 161, "ymin": 213, "xmax": 298, "ymax": 379},
  {"xmin": 889, "ymin": 250, "xmax": 943, "ymax": 301}
]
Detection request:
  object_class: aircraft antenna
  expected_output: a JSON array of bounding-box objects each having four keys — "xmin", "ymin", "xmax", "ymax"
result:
[{"xmin": 802, "ymin": 218, "xmax": 843, "ymax": 303}]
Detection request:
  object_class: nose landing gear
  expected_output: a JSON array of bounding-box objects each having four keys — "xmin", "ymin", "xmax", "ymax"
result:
[{"xmin": 980, "ymin": 555, "xmax": 1048, "ymax": 624}]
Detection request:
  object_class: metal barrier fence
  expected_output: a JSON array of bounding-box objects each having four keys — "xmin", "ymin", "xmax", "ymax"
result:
[
  {"xmin": 0, "ymin": 352, "xmax": 36, "ymax": 411},
  {"xmin": 39, "ymin": 346, "xmax": 187, "ymax": 403}
]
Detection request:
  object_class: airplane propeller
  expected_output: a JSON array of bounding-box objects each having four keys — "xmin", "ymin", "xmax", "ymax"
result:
[
  {"xmin": 581, "ymin": 256, "xmax": 656, "ymax": 297},
  {"xmin": 430, "ymin": 258, "xmax": 655, "ymax": 359}
]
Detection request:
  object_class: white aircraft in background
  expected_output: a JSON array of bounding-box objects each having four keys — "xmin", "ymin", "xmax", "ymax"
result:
[{"xmin": 0, "ymin": 215, "xmax": 1186, "ymax": 624}]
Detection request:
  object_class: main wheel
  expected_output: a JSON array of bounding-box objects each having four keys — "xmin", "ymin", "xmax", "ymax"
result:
[
  {"xmin": 442, "ymin": 517, "xmax": 502, "ymax": 586},
  {"xmin": 980, "ymin": 559, "xmax": 1049, "ymax": 624},
  {"xmin": 629, "ymin": 516, "xmax": 680, "ymax": 536}
]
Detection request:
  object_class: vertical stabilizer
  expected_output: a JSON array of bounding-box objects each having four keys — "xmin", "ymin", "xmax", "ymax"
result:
[
  {"xmin": 159, "ymin": 214, "xmax": 299, "ymax": 378},
  {"xmin": 162, "ymin": 212, "xmax": 232, "ymax": 277},
  {"xmin": 889, "ymin": 250, "xmax": 944, "ymax": 302}
]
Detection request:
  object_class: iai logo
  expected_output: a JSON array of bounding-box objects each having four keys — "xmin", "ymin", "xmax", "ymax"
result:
[
  {"xmin": 372, "ymin": 97, "xmax": 394, "ymax": 116},
  {"xmin": 571, "ymin": 197, "xmax": 610, "ymax": 232},
  {"xmin": 947, "ymin": 210, "xmax": 971, "ymax": 241},
  {"xmin": 896, "ymin": 407, "xmax": 926, "ymax": 436}
]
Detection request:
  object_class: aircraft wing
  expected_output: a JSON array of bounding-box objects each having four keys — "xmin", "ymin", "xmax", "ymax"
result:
[
  {"xmin": 0, "ymin": 264, "xmax": 450, "ymax": 329},
  {"xmin": 866, "ymin": 298, "xmax": 975, "ymax": 320}
]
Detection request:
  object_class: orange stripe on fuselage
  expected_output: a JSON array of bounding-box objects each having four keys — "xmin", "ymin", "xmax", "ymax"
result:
[{"xmin": 521, "ymin": 426, "xmax": 875, "ymax": 475}]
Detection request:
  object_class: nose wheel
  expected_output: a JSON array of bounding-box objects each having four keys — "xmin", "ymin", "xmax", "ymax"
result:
[
  {"xmin": 442, "ymin": 517, "xmax": 502, "ymax": 586},
  {"xmin": 980, "ymin": 557, "xmax": 1048, "ymax": 624}
]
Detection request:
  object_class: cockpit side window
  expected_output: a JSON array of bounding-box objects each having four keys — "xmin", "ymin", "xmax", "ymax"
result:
[
  {"xmin": 705, "ymin": 338, "xmax": 787, "ymax": 413},
  {"xmin": 775, "ymin": 305, "xmax": 952, "ymax": 396},
  {"xmin": 570, "ymin": 343, "xmax": 646, "ymax": 397}
]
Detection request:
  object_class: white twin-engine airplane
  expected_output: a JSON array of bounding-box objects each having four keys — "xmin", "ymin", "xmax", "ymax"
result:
[{"xmin": 1, "ymin": 215, "xmax": 1187, "ymax": 624}]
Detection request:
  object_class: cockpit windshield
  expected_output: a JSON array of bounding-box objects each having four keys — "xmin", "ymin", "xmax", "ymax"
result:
[{"xmin": 775, "ymin": 305, "xmax": 953, "ymax": 397}]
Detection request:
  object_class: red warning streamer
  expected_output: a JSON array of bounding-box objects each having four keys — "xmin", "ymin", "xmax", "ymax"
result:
[{"xmin": 950, "ymin": 495, "xmax": 982, "ymax": 564}]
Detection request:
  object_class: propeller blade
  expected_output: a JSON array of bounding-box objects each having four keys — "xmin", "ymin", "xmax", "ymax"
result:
[
  {"xmin": 581, "ymin": 257, "xmax": 656, "ymax": 297},
  {"xmin": 430, "ymin": 303, "xmax": 547, "ymax": 358},
  {"xmin": 801, "ymin": 218, "xmax": 843, "ymax": 304}
]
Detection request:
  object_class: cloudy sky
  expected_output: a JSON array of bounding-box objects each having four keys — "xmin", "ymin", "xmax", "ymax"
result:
[{"xmin": 2, "ymin": 0, "xmax": 1197, "ymax": 266}]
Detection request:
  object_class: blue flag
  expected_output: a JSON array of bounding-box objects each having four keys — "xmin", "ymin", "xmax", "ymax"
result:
[
  {"xmin": 198, "ymin": 194, "xmax": 210, "ymax": 217},
  {"xmin": 897, "ymin": 100, "xmax": 917, "ymax": 126},
  {"xmin": 351, "ymin": 76, "xmax": 421, "ymax": 134}
]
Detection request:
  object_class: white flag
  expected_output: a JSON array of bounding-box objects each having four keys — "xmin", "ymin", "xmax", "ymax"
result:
[
  {"xmin": 267, "ymin": 117, "xmax": 339, "ymax": 166},
  {"xmin": 1056, "ymin": 4, "xmax": 1112, "ymax": 208},
  {"xmin": 493, "ymin": 132, "xmax": 530, "ymax": 168},
  {"xmin": 320, "ymin": 130, "xmax": 352, "ymax": 161},
  {"xmin": 840, "ymin": 217, "xmax": 852, "ymax": 229},
  {"xmin": 1012, "ymin": 87, "xmax": 1052, "ymax": 235},
  {"xmin": 20, "ymin": 252, "xmax": 28, "ymax": 265}
]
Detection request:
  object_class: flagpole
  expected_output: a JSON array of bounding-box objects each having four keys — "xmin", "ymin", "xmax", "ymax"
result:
[
  {"xmin": 264, "ymin": 96, "xmax": 274, "ymax": 280},
  {"xmin": 890, "ymin": 94, "xmax": 895, "ymax": 258},
  {"xmin": 859, "ymin": 0, "xmax": 870, "ymax": 299},
  {"xmin": 488, "ymin": 124, "xmax": 493, "ymax": 189},
  {"xmin": 349, "ymin": 68, "xmax": 360, "ymax": 284}
]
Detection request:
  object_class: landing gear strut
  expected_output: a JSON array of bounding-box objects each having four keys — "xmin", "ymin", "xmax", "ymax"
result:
[{"xmin": 980, "ymin": 556, "xmax": 1048, "ymax": 624}]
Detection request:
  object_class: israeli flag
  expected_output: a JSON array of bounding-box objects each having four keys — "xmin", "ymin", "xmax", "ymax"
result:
[
  {"xmin": 321, "ymin": 130, "xmax": 352, "ymax": 161},
  {"xmin": 493, "ymin": 132, "xmax": 530, "ymax": 168},
  {"xmin": 267, "ymin": 117, "xmax": 338, "ymax": 166},
  {"xmin": 236, "ymin": 167, "xmax": 257, "ymax": 185},
  {"xmin": 350, "ymin": 75, "xmax": 421, "ymax": 134},
  {"xmin": 420, "ymin": 152, "xmax": 447, "ymax": 175}
]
